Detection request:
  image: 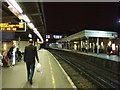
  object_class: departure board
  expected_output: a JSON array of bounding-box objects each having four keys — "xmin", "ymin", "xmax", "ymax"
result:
[{"xmin": 0, "ymin": 22, "xmax": 26, "ymax": 32}]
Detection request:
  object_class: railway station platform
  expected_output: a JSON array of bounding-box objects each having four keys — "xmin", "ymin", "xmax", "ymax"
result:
[
  {"xmin": 54, "ymin": 48, "xmax": 120, "ymax": 72},
  {"xmin": 1, "ymin": 49, "xmax": 76, "ymax": 89},
  {"xmin": 61, "ymin": 49, "xmax": 120, "ymax": 62}
]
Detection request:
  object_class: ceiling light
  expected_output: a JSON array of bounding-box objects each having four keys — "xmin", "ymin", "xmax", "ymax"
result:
[
  {"xmin": 21, "ymin": 14, "xmax": 30, "ymax": 23},
  {"xmin": 33, "ymin": 28, "xmax": 37, "ymax": 32},
  {"xmin": 33, "ymin": 30, "xmax": 37, "ymax": 34},
  {"xmin": 33, "ymin": 29, "xmax": 44, "ymax": 43},
  {"xmin": 6, "ymin": 0, "xmax": 23, "ymax": 14},
  {"xmin": 27, "ymin": 23, "xmax": 35, "ymax": 29},
  {"xmin": 37, "ymin": 33, "xmax": 44, "ymax": 43},
  {"xmin": 8, "ymin": 5, "xmax": 19, "ymax": 14}
]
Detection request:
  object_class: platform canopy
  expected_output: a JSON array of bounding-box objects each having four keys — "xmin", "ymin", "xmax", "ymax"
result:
[{"xmin": 57, "ymin": 30, "xmax": 118, "ymax": 42}]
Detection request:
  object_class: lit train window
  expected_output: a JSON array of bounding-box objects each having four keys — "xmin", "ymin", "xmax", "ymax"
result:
[
  {"xmin": 53, "ymin": 35, "xmax": 62, "ymax": 39},
  {"xmin": 46, "ymin": 35, "xmax": 50, "ymax": 38}
]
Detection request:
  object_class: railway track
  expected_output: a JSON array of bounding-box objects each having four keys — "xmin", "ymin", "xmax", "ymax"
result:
[{"xmin": 48, "ymin": 49, "xmax": 120, "ymax": 89}]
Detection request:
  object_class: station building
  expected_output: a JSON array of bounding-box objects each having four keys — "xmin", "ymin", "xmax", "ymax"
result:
[{"xmin": 57, "ymin": 29, "xmax": 119, "ymax": 55}]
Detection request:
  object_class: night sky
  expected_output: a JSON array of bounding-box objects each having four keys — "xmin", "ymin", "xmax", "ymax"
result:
[{"xmin": 44, "ymin": 2, "xmax": 120, "ymax": 35}]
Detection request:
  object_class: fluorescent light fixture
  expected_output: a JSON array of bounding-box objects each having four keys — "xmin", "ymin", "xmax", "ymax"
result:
[
  {"xmin": 8, "ymin": 5, "xmax": 19, "ymax": 14},
  {"xmin": 21, "ymin": 14, "xmax": 30, "ymax": 23},
  {"xmin": 6, "ymin": 0, "xmax": 23, "ymax": 14},
  {"xmin": 33, "ymin": 28, "xmax": 39, "ymax": 34},
  {"xmin": 8, "ymin": 5, "xmax": 22, "ymax": 20},
  {"xmin": 33, "ymin": 31, "xmax": 44, "ymax": 43},
  {"xmin": 27, "ymin": 23, "xmax": 35, "ymax": 29},
  {"xmin": 33, "ymin": 30, "xmax": 39, "ymax": 34},
  {"xmin": 33, "ymin": 28, "xmax": 37, "ymax": 32},
  {"xmin": 37, "ymin": 33, "xmax": 44, "ymax": 43},
  {"xmin": 33, "ymin": 27, "xmax": 44, "ymax": 42}
]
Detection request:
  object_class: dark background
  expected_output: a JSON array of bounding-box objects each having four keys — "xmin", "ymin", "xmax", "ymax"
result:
[{"xmin": 44, "ymin": 2, "xmax": 119, "ymax": 35}]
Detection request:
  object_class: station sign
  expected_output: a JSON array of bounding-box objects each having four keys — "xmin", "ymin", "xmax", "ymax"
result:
[{"xmin": 0, "ymin": 22, "xmax": 26, "ymax": 32}]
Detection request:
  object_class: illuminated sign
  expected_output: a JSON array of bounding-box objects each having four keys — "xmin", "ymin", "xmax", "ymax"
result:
[{"xmin": 0, "ymin": 22, "xmax": 26, "ymax": 32}]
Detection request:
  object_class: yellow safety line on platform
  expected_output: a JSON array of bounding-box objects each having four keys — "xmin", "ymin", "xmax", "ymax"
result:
[
  {"xmin": 48, "ymin": 55, "xmax": 56, "ymax": 89},
  {"xmin": 49, "ymin": 51, "xmax": 77, "ymax": 90}
]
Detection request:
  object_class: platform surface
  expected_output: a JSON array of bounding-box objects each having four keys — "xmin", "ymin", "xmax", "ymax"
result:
[{"xmin": 2, "ymin": 49, "xmax": 76, "ymax": 89}]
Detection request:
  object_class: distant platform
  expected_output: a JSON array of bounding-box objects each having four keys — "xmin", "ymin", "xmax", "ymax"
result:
[{"xmin": 59, "ymin": 48, "xmax": 120, "ymax": 62}]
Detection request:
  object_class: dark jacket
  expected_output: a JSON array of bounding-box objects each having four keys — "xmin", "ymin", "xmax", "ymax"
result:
[
  {"xmin": 16, "ymin": 49, "xmax": 21, "ymax": 56},
  {"xmin": 107, "ymin": 46, "xmax": 112, "ymax": 53},
  {"xmin": 7, "ymin": 47, "xmax": 14, "ymax": 59},
  {"xmin": 24, "ymin": 44, "xmax": 39, "ymax": 64}
]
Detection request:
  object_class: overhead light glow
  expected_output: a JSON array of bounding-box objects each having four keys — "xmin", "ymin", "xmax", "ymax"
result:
[
  {"xmin": 33, "ymin": 28, "xmax": 44, "ymax": 43},
  {"xmin": 33, "ymin": 28, "xmax": 37, "ymax": 32},
  {"xmin": 21, "ymin": 14, "xmax": 30, "ymax": 23},
  {"xmin": 33, "ymin": 29, "xmax": 39, "ymax": 34},
  {"xmin": 36, "ymin": 33, "xmax": 44, "ymax": 43},
  {"xmin": 8, "ymin": 5, "xmax": 19, "ymax": 15},
  {"xmin": 6, "ymin": 0, "xmax": 23, "ymax": 14},
  {"xmin": 5, "ymin": 0, "xmax": 44, "ymax": 43},
  {"xmin": 27, "ymin": 23, "xmax": 35, "ymax": 29}
]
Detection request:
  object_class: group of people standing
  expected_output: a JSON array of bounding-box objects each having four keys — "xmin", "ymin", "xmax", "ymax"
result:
[
  {"xmin": 1, "ymin": 39, "xmax": 40, "ymax": 85},
  {"xmin": 1, "ymin": 44, "xmax": 22, "ymax": 67},
  {"xmin": 7, "ymin": 44, "xmax": 16, "ymax": 66}
]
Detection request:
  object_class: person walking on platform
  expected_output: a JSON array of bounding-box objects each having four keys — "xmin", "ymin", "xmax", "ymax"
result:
[{"xmin": 24, "ymin": 39, "xmax": 39, "ymax": 85}]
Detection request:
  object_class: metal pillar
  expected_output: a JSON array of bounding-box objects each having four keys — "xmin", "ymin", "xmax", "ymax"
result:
[
  {"xmin": 69, "ymin": 41, "xmax": 71, "ymax": 49},
  {"xmin": 18, "ymin": 37, "xmax": 21, "ymax": 49},
  {"xmin": 81, "ymin": 40, "xmax": 83, "ymax": 51},
  {"xmin": 97, "ymin": 37, "xmax": 99, "ymax": 54},
  {"xmin": 66, "ymin": 41, "xmax": 67, "ymax": 49},
  {"xmin": 87, "ymin": 37, "xmax": 89, "ymax": 52}
]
